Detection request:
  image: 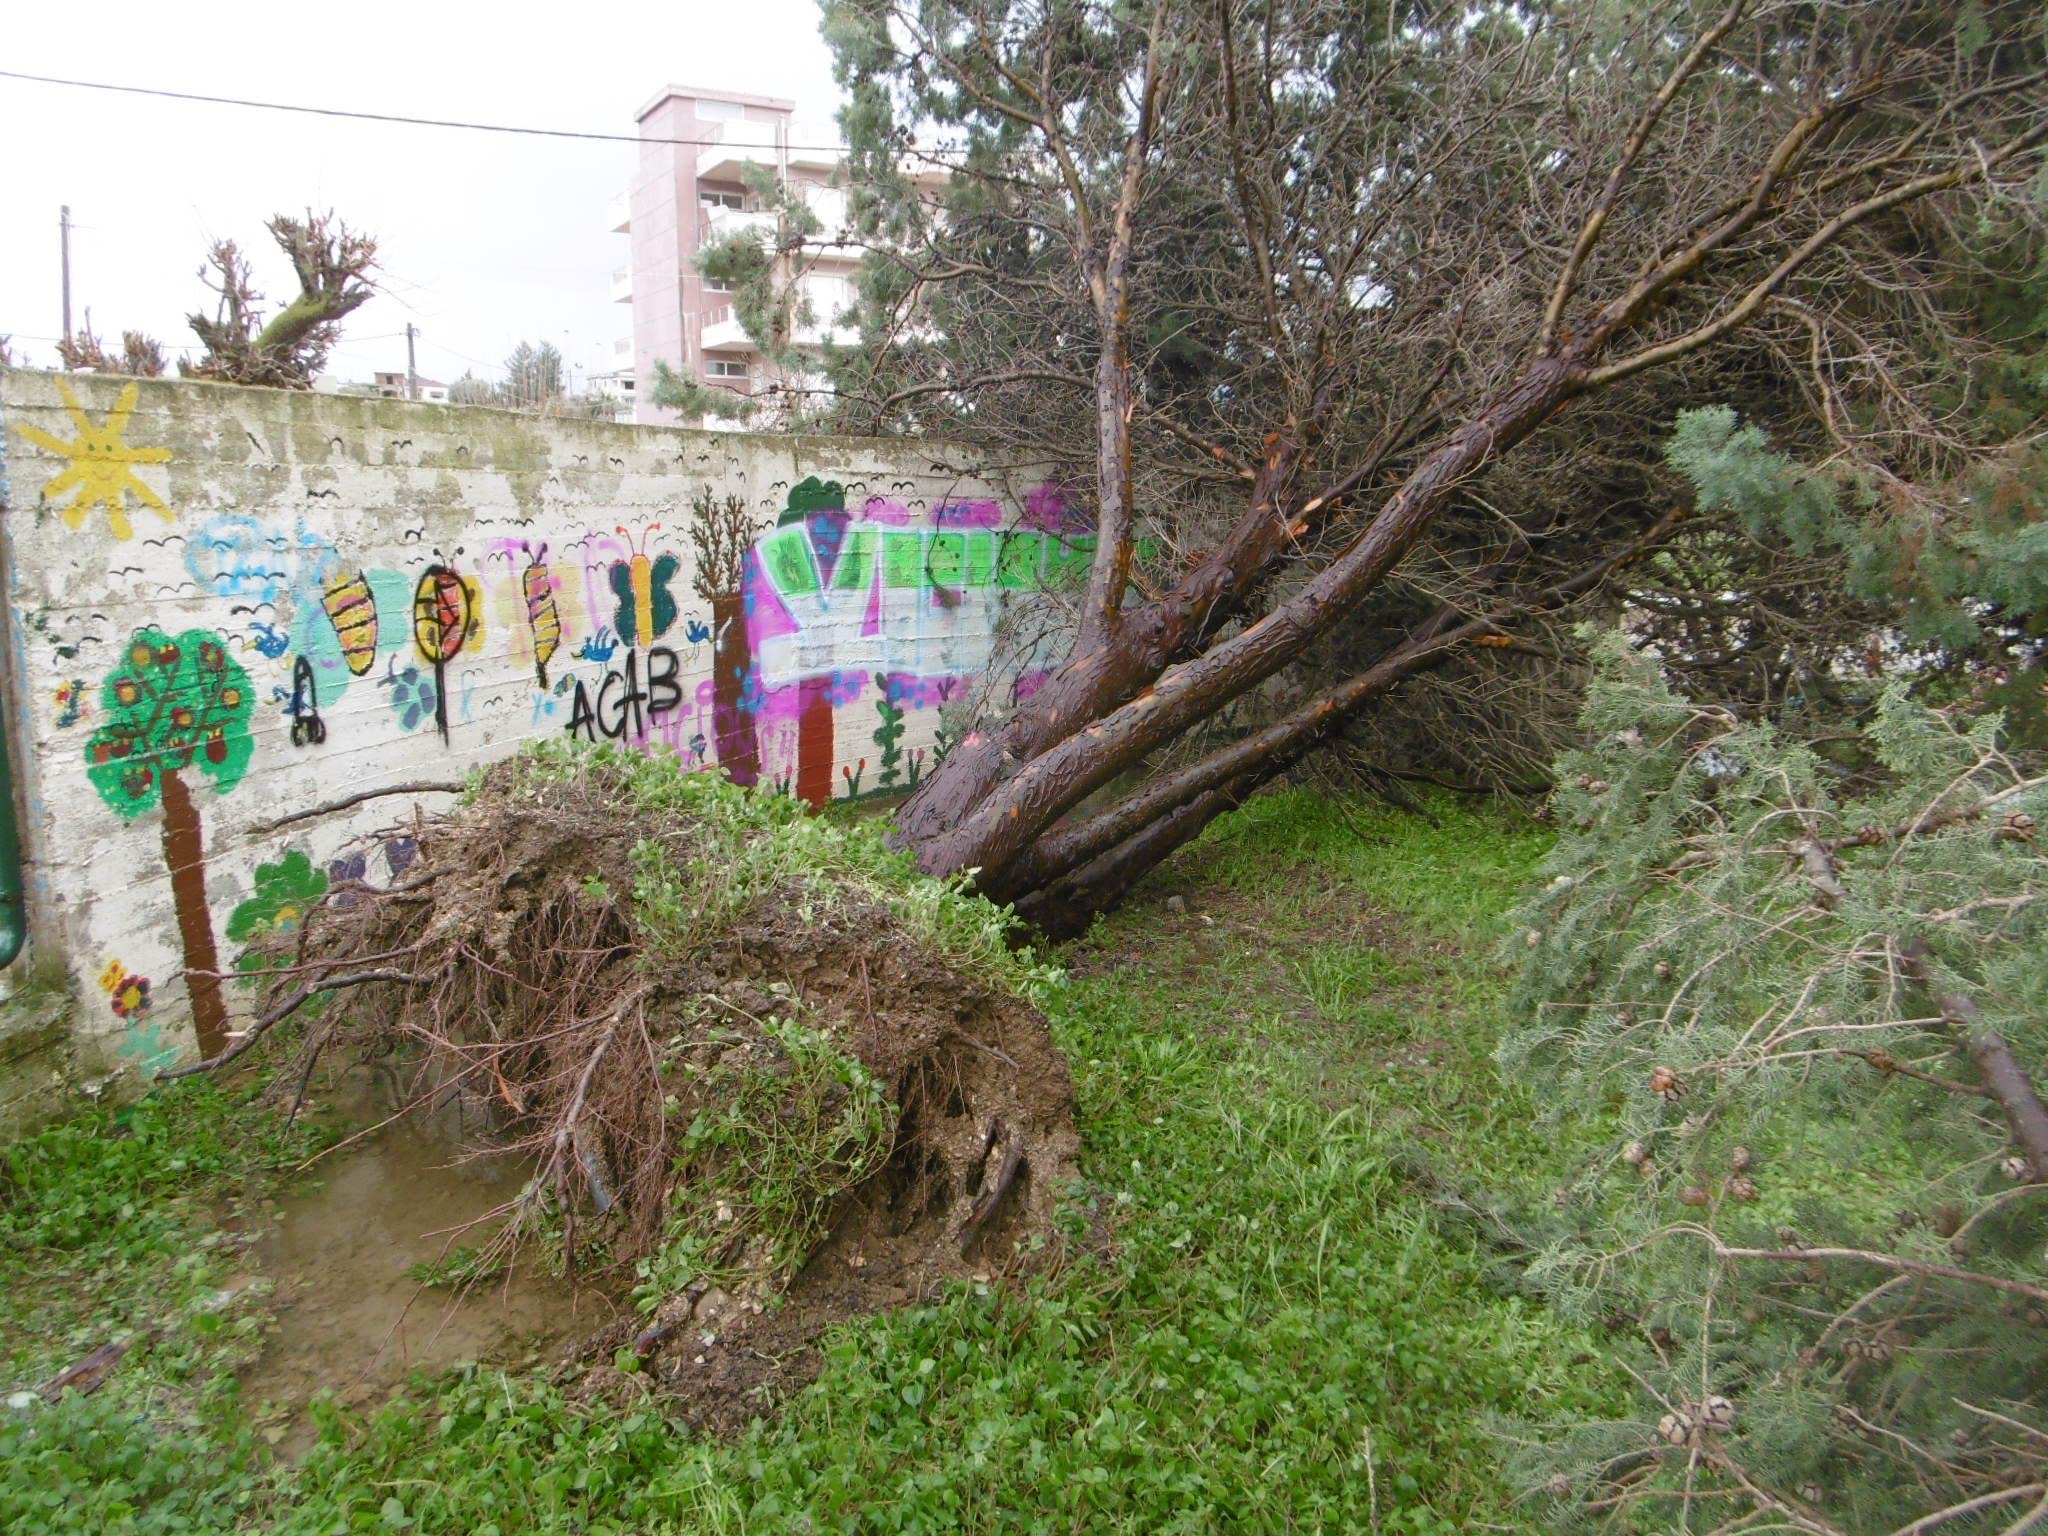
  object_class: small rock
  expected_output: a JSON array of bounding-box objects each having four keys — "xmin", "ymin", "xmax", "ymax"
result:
[
  {"xmin": 5, "ymin": 1391, "xmax": 37, "ymax": 1412},
  {"xmin": 693, "ymin": 1354, "xmax": 706, "ymax": 1365},
  {"xmin": 1164, "ymin": 895, "xmax": 1187, "ymax": 915}
]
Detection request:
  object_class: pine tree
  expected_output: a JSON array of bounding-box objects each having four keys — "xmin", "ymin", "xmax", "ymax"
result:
[{"xmin": 1499, "ymin": 631, "xmax": 2048, "ymax": 1529}]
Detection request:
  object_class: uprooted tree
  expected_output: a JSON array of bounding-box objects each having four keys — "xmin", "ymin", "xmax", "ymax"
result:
[
  {"xmin": 183, "ymin": 210, "xmax": 378, "ymax": 388},
  {"xmin": 813, "ymin": 0, "xmax": 2047, "ymax": 934}
]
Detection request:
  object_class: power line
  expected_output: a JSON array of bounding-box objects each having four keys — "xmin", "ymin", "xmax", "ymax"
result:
[{"xmin": 0, "ymin": 69, "xmax": 874, "ymax": 153}]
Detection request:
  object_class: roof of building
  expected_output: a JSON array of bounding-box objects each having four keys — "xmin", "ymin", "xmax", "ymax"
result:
[{"xmin": 635, "ymin": 84, "xmax": 796, "ymax": 122}]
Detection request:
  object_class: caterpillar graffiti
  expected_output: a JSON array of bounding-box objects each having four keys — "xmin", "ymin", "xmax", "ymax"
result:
[
  {"xmin": 522, "ymin": 543, "xmax": 562, "ymax": 687},
  {"xmin": 564, "ymin": 645, "xmax": 684, "ymax": 743}
]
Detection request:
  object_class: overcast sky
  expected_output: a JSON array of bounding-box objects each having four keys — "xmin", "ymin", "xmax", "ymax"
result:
[{"xmin": 0, "ymin": 0, "xmax": 845, "ymax": 389}]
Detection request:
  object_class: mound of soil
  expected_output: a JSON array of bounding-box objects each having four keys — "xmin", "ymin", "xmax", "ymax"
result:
[{"xmin": 253, "ymin": 755, "xmax": 1078, "ymax": 1428}]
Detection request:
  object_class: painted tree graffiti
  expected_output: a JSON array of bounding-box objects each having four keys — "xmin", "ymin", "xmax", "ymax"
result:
[
  {"xmin": 83, "ymin": 628, "xmax": 254, "ymax": 1060},
  {"xmin": 412, "ymin": 564, "xmax": 471, "ymax": 743}
]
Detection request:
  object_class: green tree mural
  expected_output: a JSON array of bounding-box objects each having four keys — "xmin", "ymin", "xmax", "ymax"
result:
[{"xmin": 84, "ymin": 629, "xmax": 255, "ymax": 1060}]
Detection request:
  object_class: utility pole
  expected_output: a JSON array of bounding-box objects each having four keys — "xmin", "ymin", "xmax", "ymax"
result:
[
  {"xmin": 59, "ymin": 206, "xmax": 73, "ymax": 358},
  {"xmin": 405, "ymin": 323, "xmax": 419, "ymax": 401}
]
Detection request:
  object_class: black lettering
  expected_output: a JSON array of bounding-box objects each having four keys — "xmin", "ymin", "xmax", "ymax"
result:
[
  {"xmin": 596, "ymin": 668, "xmax": 627, "ymax": 739},
  {"xmin": 566, "ymin": 679, "xmax": 597, "ymax": 740},
  {"xmin": 620, "ymin": 648, "xmax": 648, "ymax": 739},
  {"xmin": 646, "ymin": 645, "xmax": 681, "ymax": 717}
]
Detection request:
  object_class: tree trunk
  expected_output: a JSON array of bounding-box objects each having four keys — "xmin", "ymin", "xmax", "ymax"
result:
[
  {"xmin": 709, "ymin": 593, "xmax": 758, "ymax": 788},
  {"xmin": 160, "ymin": 768, "xmax": 229, "ymax": 1060},
  {"xmin": 899, "ymin": 356, "xmax": 1585, "ymax": 898}
]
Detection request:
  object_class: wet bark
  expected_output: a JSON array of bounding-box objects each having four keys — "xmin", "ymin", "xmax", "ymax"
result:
[{"xmin": 160, "ymin": 768, "xmax": 229, "ymax": 1060}]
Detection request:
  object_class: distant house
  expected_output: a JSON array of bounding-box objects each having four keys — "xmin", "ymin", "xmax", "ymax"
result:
[
  {"xmin": 373, "ymin": 371, "xmax": 450, "ymax": 404},
  {"xmin": 586, "ymin": 368, "xmax": 636, "ymax": 421}
]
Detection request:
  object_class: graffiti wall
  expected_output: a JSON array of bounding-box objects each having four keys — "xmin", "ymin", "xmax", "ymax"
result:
[{"xmin": 0, "ymin": 371, "xmax": 1084, "ymax": 1084}]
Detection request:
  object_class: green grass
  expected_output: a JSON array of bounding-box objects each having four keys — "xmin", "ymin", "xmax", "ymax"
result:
[
  {"xmin": 0, "ymin": 787, "xmax": 1618, "ymax": 1534},
  {"xmin": 0, "ymin": 1079, "xmax": 339, "ymax": 1533}
]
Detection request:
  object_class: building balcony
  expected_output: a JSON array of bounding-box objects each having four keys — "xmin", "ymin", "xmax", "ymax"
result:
[
  {"xmin": 614, "ymin": 336, "xmax": 632, "ymax": 359},
  {"xmin": 608, "ymin": 193, "xmax": 631, "ymax": 234},
  {"xmin": 701, "ymin": 205, "xmax": 778, "ymax": 245},
  {"xmin": 611, "ymin": 266, "xmax": 632, "ymax": 303},
  {"xmin": 699, "ymin": 306, "xmax": 751, "ymax": 352},
  {"xmin": 696, "ymin": 118, "xmax": 839, "ymax": 183}
]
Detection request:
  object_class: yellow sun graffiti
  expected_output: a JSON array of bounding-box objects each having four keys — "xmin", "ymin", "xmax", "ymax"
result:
[{"xmin": 15, "ymin": 380, "xmax": 174, "ymax": 541}]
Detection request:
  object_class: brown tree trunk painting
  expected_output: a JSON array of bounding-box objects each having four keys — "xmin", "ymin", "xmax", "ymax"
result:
[
  {"xmin": 709, "ymin": 593, "xmax": 758, "ymax": 788},
  {"xmin": 159, "ymin": 768, "xmax": 229, "ymax": 1059},
  {"xmin": 796, "ymin": 677, "xmax": 834, "ymax": 807}
]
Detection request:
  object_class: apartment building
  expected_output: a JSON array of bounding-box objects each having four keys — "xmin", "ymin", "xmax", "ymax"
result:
[{"xmin": 614, "ymin": 85, "xmax": 858, "ymax": 425}]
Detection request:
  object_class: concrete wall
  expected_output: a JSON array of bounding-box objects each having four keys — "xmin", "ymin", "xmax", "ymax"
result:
[{"xmin": 0, "ymin": 370, "xmax": 1082, "ymax": 1102}]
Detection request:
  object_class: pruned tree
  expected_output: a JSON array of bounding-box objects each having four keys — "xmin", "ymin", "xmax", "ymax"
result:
[
  {"xmin": 812, "ymin": 0, "xmax": 2047, "ymax": 935},
  {"xmin": 55, "ymin": 314, "xmax": 168, "ymax": 377},
  {"xmin": 184, "ymin": 210, "xmax": 377, "ymax": 388}
]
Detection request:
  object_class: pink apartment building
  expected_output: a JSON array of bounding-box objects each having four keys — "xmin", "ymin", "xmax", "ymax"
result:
[{"xmin": 615, "ymin": 85, "xmax": 857, "ymax": 425}]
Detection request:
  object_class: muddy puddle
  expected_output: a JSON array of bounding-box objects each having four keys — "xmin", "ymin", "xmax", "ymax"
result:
[{"xmin": 238, "ymin": 1070, "xmax": 614, "ymax": 1448}]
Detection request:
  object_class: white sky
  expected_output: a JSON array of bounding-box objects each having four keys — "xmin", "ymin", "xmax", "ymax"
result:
[{"xmin": 0, "ymin": 0, "xmax": 845, "ymax": 389}]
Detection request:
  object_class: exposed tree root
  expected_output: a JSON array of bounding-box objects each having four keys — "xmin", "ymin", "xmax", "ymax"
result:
[{"xmin": 215, "ymin": 751, "xmax": 1080, "ymax": 1426}]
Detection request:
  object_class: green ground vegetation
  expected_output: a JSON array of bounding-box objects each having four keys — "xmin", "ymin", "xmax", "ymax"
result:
[{"xmin": 0, "ymin": 789, "xmax": 1623, "ymax": 1534}]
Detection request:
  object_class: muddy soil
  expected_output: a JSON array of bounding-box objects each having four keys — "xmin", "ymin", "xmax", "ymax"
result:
[{"xmin": 238, "ymin": 1071, "xmax": 613, "ymax": 1452}]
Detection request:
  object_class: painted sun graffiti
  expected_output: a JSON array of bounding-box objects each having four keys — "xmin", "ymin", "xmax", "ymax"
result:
[{"xmin": 15, "ymin": 380, "xmax": 174, "ymax": 541}]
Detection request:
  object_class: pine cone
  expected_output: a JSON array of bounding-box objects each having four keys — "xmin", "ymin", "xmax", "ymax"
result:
[
  {"xmin": 1699, "ymin": 1395, "xmax": 1736, "ymax": 1432},
  {"xmin": 1649, "ymin": 1066, "xmax": 1686, "ymax": 1103},
  {"xmin": 1726, "ymin": 1173, "xmax": 1758, "ymax": 1202},
  {"xmin": 1656, "ymin": 1411, "xmax": 1694, "ymax": 1447},
  {"xmin": 1729, "ymin": 1145, "xmax": 1753, "ymax": 1173}
]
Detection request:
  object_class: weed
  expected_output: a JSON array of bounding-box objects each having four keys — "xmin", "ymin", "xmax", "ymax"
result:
[{"xmin": 636, "ymin": 1010, "xmax": 896, "ymax": 1307}]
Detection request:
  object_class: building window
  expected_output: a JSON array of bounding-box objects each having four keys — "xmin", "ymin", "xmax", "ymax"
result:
[
  {"xmin": 700, "ymin": 189, "xmax": 744, "ymax": 210},
  {"xmin": 705, "ymin": 360, "xmax": 748, "ymax": 379},
  {"xmin": 703, "ymin": 277, "xmax": 733, "ymax": 293}
]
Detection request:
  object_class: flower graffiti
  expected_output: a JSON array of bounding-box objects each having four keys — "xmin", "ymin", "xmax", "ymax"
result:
[{"xmin": 381, "ymin": 661, "xmax": 439, "ymax": 733}]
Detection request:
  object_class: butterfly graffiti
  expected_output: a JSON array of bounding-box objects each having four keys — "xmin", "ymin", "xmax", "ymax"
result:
[{"xmin": 608, "ymin": 525, "xmax": 680, "ymax": 646}]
